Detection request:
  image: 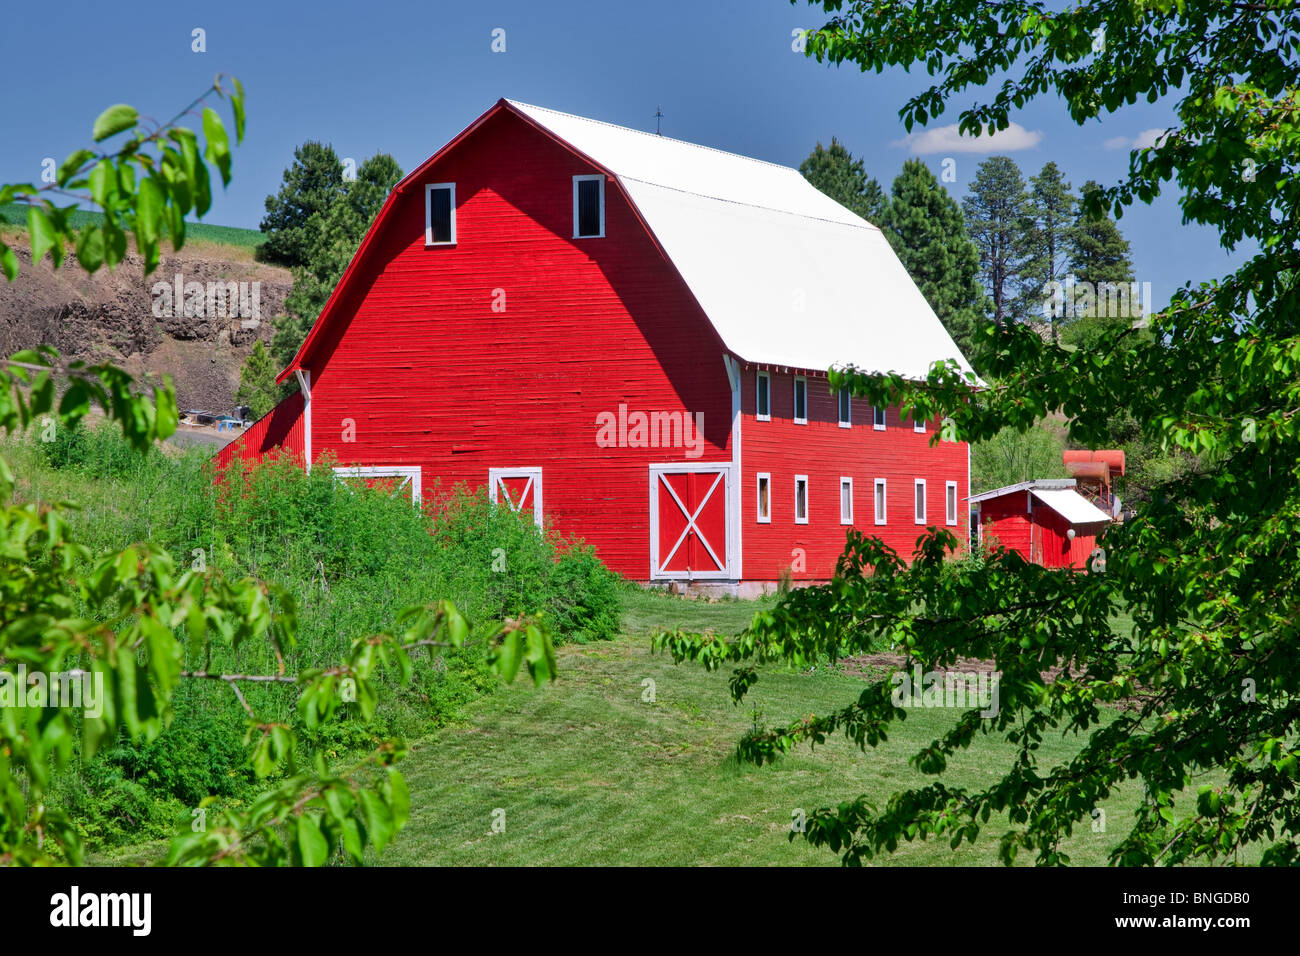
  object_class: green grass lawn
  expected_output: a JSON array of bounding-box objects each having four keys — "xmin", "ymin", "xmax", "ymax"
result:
[{"xmin": 380, "ymin": 587, "xmax": 1146, "ymax": 866}]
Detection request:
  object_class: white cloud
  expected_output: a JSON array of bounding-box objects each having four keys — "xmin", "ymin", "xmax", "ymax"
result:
[
  {"xmin": 890, "ymin": 121, "xmax": 1043, "ymax": 154},
  {"xmin": 1104, "ymin": 128, "xmax": 1171, "ymax": 151}
]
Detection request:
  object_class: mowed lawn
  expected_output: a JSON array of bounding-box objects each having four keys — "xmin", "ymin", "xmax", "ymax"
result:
[{"xmin": 382, "ymin": 588, "xmax": 1144, "ymax": 866}]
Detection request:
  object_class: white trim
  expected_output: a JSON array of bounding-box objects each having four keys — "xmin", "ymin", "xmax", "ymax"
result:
[
  {"xmin": 793, "ymin": 375, "xmax": 807, "ymax": 425},
  {"xmin": 572, "ymin": 174, "xmax": 605, "ymax": 238},
  {"xmin": 648, "ymin": 462, "xmax": 733, "ymax": 581},
  {"xmin": 723, "ymin": 355, "xmax": 743, "ymax": 580},
  {"xmin": 424, "ymin": 183, "xmax": 456, "ymax": 246},
  {"xmin": 837, "ymin": 387, "xmax": 851, "ymax": 428},
  {"xmin": 488, "ymin": 467, "xmax": 543, "ymax": 527},
  {"xmin": 756, "ymin": 472, "xmax": 771, "ymax": 523},
  {"xmin": 332, "ymin": 465, "xmax": 422, "ymax": 506},
  {"xmin": 914, "ymin": 478, "xmax": 927, "ymax": 525},
  {"xmin": 945, "ymin": 480, "xmax": 958, "ymax": 526},
  {"xmin": 294, "ymin": 368, "xmax": 312, "ymax": 473},
  {"xmin": 794, "ymin": 474, "xmax": 809, "ymax": 524},
  {"xmin": 840, "ymin": 476, "xmax": 853, "ymax": 525},
  {"xmin": 755, "ymin": 370, "xmax": 771, "ymax": 422},
  {"xmin": 874, "ymin": 478, "xmax": 887, "ymax": 526},
  {"xmin": 873, "ymin": 405, "xmax": 886, "ymax": 431},
  {"xmin": 913, "ymin": 415, "xmax": 926, "ymax": 434}
]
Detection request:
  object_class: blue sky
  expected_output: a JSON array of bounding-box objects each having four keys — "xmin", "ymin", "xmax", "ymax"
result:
[{"xmin": 3, "ymin": 0, "xmax": 1248, "ymax": 311}]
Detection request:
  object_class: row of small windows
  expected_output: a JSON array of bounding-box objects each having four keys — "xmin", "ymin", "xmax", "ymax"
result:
[
  {"xmin": 424, "ymin": 176, "xmax": 606, "ymax": 246},
  {"xmin": 755, "ymin": 371, "xmax": 925, "ymax": 431},
  {"xmin": 755, "ymin": 474, "xmax": 958, "ymax": 527}
]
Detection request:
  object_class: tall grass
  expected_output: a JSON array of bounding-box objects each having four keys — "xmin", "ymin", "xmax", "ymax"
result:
[{"xmin": 9, "ymin": 420, "xmax": 621, "ymax": 849}]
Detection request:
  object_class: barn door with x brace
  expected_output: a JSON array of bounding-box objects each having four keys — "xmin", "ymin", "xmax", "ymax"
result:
[
  {"xmin": 489, "ymin": 467, "xmax": 543, "ymax": 528},
  {"xmin": 649, "ymin": 463, "xmax": 732, "ymax": 581}
]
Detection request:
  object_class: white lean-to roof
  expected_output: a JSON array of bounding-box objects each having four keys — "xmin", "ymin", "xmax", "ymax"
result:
[
  {"xmin": 1030, "ymin": 488, "xmax": 1112, "ymax": 527},
  {"xmin": 507, "ymin": 100, "xmax": 975, "ymax": 380}
]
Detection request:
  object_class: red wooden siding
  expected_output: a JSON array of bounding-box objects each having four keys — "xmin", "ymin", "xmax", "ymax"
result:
[
  {"xmin": 740, "ymin": 366, "xmax": 969, "ymax": 580},
  {"xmin": 301, "ymin": 109, "xmax": 732, "ymax": 578},
  {"xmin": 214, "ymin": 391, "xmax": 305, "ymax": 469},
  {"xmin": 979, "ymin": 491, "xmax": 1099, "ymax": 569}
]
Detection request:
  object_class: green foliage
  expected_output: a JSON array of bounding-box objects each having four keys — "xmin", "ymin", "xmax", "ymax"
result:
[
  {"xmin": 1019, "ymin": 162, "xmax": 1077, "ymax": 336},
  {"xmin": 680, "ymin": 0, "xmax": 1300, "ymax": 865},
  {"xmin": 256, "ymin": 142, "xmax": 345, "ymax": 269},
  {"xmin": 970, "ymin": 419, "xmax": 1068, "ymax": 493},
  {"xmin": 799, "ymin": 138, "xmax": 888, "ymax": 223},
  {"xmin": 881, "ymin": 159, "xmax": 988, "ymax": 361},
  {"xmin": 234, "ymin": 340, "xmax": 282, "ymax": 420},
  {"xmin": 962, "ymin": 156, "xmax": 1034, "ymax": 324}
]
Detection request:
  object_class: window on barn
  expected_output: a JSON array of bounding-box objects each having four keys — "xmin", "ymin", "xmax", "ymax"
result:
[
  {"xmin": 840, "ymin": 477, "xmax": 853, "ymax": 524},
  {"xmin": 946, "ymin": 481, "xmax": 958, "ymax": 526},
  {"xmin": 838, "ymin": 388, "xmax": 851, "ymax": 427},
  {"xmin": 793, "ymin": 376, "xmax": 807, "ymax": 425},
  {"xmin": 873, "ymin": 405, "xmax": 886, "ymax": 430},
  {"xmin": 756, "ymin": 372, "xmax": 771, "ymax": 421},
  {"xmin": 914, "ymin": 479, "xmax": 927, "ymax": 525},
  {"xmin": 573, "ymin": 174, "xmax": 605, "ymax": 238},
  {"xmin": 874, "ymin": 478, "xmax": 887, "ymax": 525},
  {"xmin": 425, "ymin": 183, "xmax": 456, "ymax": 245},
  {"xmin": 756, "ymin": 473, "xmax": 771, "ymax": 523},
  {"xmin": 913, "ymin": 414, "xmax": 926, "ymax": 433},
  {"xmin": 795, "ymin": 475, "xmax": 808, "ymax": 524}
]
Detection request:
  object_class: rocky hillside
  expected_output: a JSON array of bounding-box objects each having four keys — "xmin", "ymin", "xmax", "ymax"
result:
[{"xmin": 0, "ymin": 232, "xmax": 291, "ymax": 412}]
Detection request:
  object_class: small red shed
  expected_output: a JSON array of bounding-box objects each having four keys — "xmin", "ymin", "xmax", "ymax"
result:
[
  {"xmin": 218, "ymin": 99, "xmax": 975, "ymax": 593},
  {"xmin": 970, "ymin": 479, "xmax": 1111, "ymax": 569}
]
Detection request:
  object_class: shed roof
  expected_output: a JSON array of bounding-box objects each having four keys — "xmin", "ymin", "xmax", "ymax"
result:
[{"xmin": 1030, "ymin": 488, "xmax": 1113, "ymax": 527}]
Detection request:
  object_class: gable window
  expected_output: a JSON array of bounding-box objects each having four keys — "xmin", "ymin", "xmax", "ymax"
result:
[
  {"xmin": 873, "ymin": 405, "xmax": 886, "ymax": 430},
  {"xmin": 913, "ymin": 414, "xmax": 927, "ymax": 434},
  {"xmin": 795, "ymin": 475, "xmax": 809, "ymax": 524},
  {"xmin": 874, "ymin": 478, "xmax": 887, "ymax": 525},
  {"xmin": 425, "ymin": 183, "xmax": 456, "ymax": 246},
  {"xmin": 946, "ymin": 481, "xmax": 958, "ymax": 526},
  {"xmin": 914, "ymin": 479, "xmax": 927, "ymax": 525},
  {"xmin": 838, "ymin": 388, "xmax": 851, "ymax": 428},
  {"xmin": 756, "ymin": 371, "xmax": 771, "ymax": 421},
  {"xmin": 573, "ymin": 174, "xmax": 605, "ymax": 238},
  {"xmin": 840, "ymin": 477, "xmax": 853, "ymax": 525},
  {"xmin": 756, "ymin": 473, "xmax": 771, "ymax": 523},
  {"xmin": 793, "ymin": 376, "xmax": 807, "ymax": 425}
]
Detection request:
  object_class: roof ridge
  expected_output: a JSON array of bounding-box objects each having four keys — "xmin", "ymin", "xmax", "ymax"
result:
[{"xmin": 506, "ymin": 99, "xmax": 802, "ymax": 176}]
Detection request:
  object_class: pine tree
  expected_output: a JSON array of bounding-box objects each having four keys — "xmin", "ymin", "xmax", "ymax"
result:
[
  {"xmin": 234, "ymin": 340, "xmax": 281, "ymax": 420},
  {"xmin": 1064, "ymin": 180, "xmax": 1137, "ymax": 338},
  {"xmin": 1020, "ymin": 162, "xmax": 1077, "ymax": 339},
  {"xmin": 256, "ymin": 141, "xmax": 346, "ymax": 268},
  {"xmin": 962, "ymin": 156, "xmax": 1033, "ymax": 324},
  {"xmin": 882, "ymin": 159, "xmax": 988, "ymax": 360},
  {"xmin": 800, "ymin": 138, "xmax": 888, "ymax": 223}
]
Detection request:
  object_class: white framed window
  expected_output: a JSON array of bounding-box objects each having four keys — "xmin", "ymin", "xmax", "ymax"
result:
[
  {"xmin": 424, "ymin": 183, "xmax": 456, "ymax": 246},
  {"xmin": 946, "ymin": 481, "xmax": 958, "ymax": 526},
  {"xmin": 793, "ymin": 375, "xmax": 807, "ymax": 425},
  {"xmin": 573, "ymin": 174, "xmax": 605, "ymax": 238},
  {"xmin": 838, "ymin": 388, "xmax": 851, "ymax": 428},
  {"xmin": 488, "ymin": 467, "xmax": 544, "ymax": 528},
  {"xmin": 332, "ymin": 465, "xmax": 422, "ymax": 507},
  {"xmin": 874, "ymin": 478, "xmax": 887, "ymax": 525},
  {"xmin": 913, "ymin": 414, "xmax": 927, "ymax": 434},
  {"xmin": 914, "ymin": 478, "xmax": 927, "ymax": 525},
  {"xmin": 840, "ymin": 477, "xmax": 853, "ymax": 525},
  {"xmin": 794, "ymin": 475, "xmax": 809, "ymax": 524},
  {"xmin": 756, "ymin": 371, "xmax": 771, "ymax": 421},
  {"xmin": 873, "ymin": 405, "xmax": 886, "ymax": 430},
  {"xmin": 756, "ymin": 472, "xmax": 771, "ymax": 523}
]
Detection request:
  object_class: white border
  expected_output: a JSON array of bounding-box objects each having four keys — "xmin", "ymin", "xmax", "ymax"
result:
[
  {"xmin": 873, "ymin": 405, "xmax": 886, "ymax": 431},
  {"xmin": 838, "ymin": 388, "xmax": 851, "ymax": 428},
  {"xmin": 794, "ymin": 474, "xmax": 809, "ymax": 524},
  {"xmin": 946, "ymin": 480, "xmax": 958, "ymax": 526},
  {"xmin": 756, "ymin": 370, "xmax": 771, "ymax": 422},
  {"xmin": 488, "ymin": 466, "xmax": 543, "ymax": 527},
  {"xmin": 424, "ymin": 183, "xmax": 456, "ymax": 246},
  {"xmin": 913, "ymin": 415, "xmax": 926, "ymax": 434},
  {"xmin": 874, "ymin": 478, "xmax": 887, "ymax": 525},
  {"xmin": 914, "ymin": 478, "xmax": 927, "ymax": 525},
  {"xmin": 840, "ymin": 476, "xmax": 853, "ymax": 525},
  {"xmin": 572, "ymin": 174, "xmax": 605, "ymax": 238}
]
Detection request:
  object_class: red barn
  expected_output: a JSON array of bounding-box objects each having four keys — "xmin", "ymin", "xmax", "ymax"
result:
[
  {"xmin": 971, "ymin": 479, "xmax": 1111, "ymax": 569},
  {"xmin": 218, "ymin": 99, "xmax": 974, "ymax": 593}
]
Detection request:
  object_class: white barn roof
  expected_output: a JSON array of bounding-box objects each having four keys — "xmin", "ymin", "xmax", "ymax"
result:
[{"xmin": 508, "ymin": 100, "xmax": 975, "ymax": 380}]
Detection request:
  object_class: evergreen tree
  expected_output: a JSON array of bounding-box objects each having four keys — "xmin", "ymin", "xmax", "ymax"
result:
[
  {"xmin": 962, "ymin": 156, "xmax": 1033, "ymax": 324},
  {"xmin": 1020, "ymin": 162, "xmax": 1077, "ymax": 339},
  {"xmin": 800, "ymin": 138, "xmax": 887, "ymax": 223},
  {"xmin": 256, "ymin": 141, "xmax": 346, "ymax": 268},
  {"xmin": 881, "ymin": 159, "xmax": 988, "ymax": 360},
  {"xmin": 234, "ymin": 340, "xmax": 281, "ymax": 420},
  {"xmin": 1064, "ymin": 179, "xmax": 1138, "ymax": 334}
]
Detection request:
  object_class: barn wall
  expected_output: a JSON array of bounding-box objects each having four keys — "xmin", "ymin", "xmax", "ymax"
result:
[
  {"xmin": 1036, "ymin": 507, "xmax": 1100, "ymax": 569},
  {"xmin": 979, "ymin": 492, "xmax": 1033, "ymax": 560},
  {"xmin": 302, "ymin": 109, "xmax": 732, "ymax": 579},
  {"xmin": 213, "ymin": 391, "xmax": 305, "ymax": 470},
  {"xmin": 740, "ymin": 366, "xmax": 970, "ymax": 580}
]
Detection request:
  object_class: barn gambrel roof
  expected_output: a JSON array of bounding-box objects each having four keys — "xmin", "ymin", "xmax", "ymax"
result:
[{"xmin": 280, "ymin": 99, "xmax": 974, "ymax": 383}]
